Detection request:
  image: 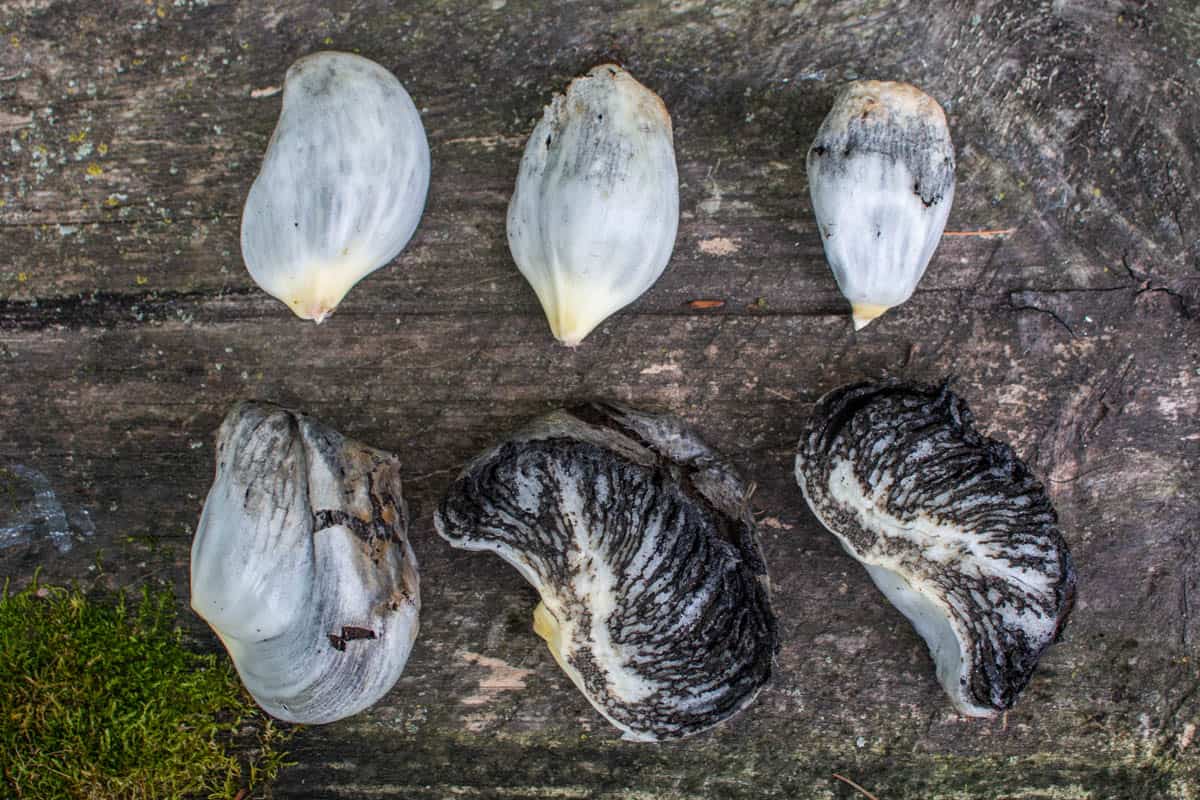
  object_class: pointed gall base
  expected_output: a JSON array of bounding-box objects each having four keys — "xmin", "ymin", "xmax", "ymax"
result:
[
  {"xmin": 851, "ymin": 302, "xmax": 891, "ymax": 330},
  {"xmin": 544, "ymin": 289, "xmax": 617, "ymax": 347},
  {"xmin": 533, "ymin": 601, "xmax": 574, "ymax": 679}
]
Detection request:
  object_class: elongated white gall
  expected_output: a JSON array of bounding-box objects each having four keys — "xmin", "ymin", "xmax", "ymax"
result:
[
  {"xmin": 241, "ymin": 52, "xmax": 430, "ymax": 322},
  {"xmin": 507, "ymin": 65, "xmax": 679, "ymax": 346},
  {"xmin": 807, "ymin": 81, "xmax": 955, "ymax": 330},
  {"xmin": 190, "ymin": 402, "xmax": 420, "ymax": 724}
]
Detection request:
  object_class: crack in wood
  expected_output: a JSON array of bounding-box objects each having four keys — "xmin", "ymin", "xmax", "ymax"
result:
[{"xmin": 1006, "ymin": 295, "xmax": 1076, "ymax": 337}]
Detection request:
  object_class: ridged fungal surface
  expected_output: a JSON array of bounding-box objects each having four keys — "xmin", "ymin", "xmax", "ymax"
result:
[
  {"xmin": 795, "ymin": 381, "xmax": 1075, "ymax": 717},
  {"xmin": 190, "ymin": 402, "xmax": 420, "ymax": 724},
  {"xmin": 241, "ymin": 51, "xmax": 430, "ymax": 322},
  {"xmin": 807, "ymin": 81, "xmax": 955, "ymax": 330},
  {"xmin": 435, "ymin": 403, "xmax": 778, "ymax": 741}
]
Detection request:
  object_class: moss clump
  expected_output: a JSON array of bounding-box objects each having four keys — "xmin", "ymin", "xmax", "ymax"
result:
[{"xmin": 0, "ymin": 582, "xmax": 291, "ymax": 799}]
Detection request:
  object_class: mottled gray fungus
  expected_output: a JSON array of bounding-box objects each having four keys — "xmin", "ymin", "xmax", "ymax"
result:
[
  {"xmin": 807, "ymin": 81, "xmax": 955, "ymax": 330},
  {"xmin": 795, "ymin": 380, "xmax": 1075, "ymax": 717},
  {"xmin": 435, "ymin": 403, "xmax": 778, "ymax": 741}
]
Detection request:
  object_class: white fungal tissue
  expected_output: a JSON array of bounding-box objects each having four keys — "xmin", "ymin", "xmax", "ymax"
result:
[
  {"xmin": 190, "ymin": 402, "xmax": 420, "ymax": 724},
  {"xmin": 241, "ymin": 52, "xmax": 430, "ymax": 322},
  {"xmin": 807, "ymin": 81, "xmax": 955, "ymax": 330},
  {"xmin": 507, "ymin": 65, "xmax": 680, "ymax": 346}
]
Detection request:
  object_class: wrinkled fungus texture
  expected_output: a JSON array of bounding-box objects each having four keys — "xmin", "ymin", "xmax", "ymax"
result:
[
  {"xmin": 796, "ymin": 380, "xmax": 1075, "ymax": 717},
  {"xmin": 436, "ymin": 403, "xmax": 778, "ymax": 741}
]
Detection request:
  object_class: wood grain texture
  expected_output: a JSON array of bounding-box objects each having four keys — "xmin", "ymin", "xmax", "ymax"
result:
[{"xmin": 1, "ymin": 1, "xmax": 1197, "ymax": 798}]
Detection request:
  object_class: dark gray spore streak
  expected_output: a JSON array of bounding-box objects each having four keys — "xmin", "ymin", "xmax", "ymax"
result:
[{"xmin": 807, "ymin": 93, "xmax": 955, "ymax": 208}]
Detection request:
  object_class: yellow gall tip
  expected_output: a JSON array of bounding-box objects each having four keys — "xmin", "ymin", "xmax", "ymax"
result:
[
  {"xmin": 548, "ymin": 309, "xmax": 594, "ymax": 348},
  {"xmin": 851, "ymin": 302, "xmax": 891, "ymax": 330},
  {"xmin": 545, "ymin": 291, "xmax": 615, "ymax": 347},
  {"xmin": 532, "ymin": 601, "xmax": 557, "ymax": 644},
  {"xmin": 288, "ymin": 300, "xmax": 335, "ymax": 324},
  {"xmin": 533, "ymin": 601, "xmax": 572, "ymax": 674}
]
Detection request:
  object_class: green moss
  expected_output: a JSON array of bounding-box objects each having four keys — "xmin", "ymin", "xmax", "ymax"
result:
[
  {"xmin": 0, "ymin": 581, "xmax": 291, "ymax": 799},
  {"xmin": 0, "ymin": 466, "xmax": 23, "ymax": 512}
]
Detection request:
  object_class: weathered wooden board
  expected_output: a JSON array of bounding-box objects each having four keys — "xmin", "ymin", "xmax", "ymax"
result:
[{"xmin": 1, "ymin": 1, "xmax": 1197, "ymax": 798}]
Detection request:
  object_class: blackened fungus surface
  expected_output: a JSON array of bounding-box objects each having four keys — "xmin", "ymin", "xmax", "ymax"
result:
[
  {"xmin": 436, "ymin": 402, "xmax": 778, "ymax": 741},
  {"xmin": 796, "ymin": 380, "xmax": 1075, "ymax": 716}
]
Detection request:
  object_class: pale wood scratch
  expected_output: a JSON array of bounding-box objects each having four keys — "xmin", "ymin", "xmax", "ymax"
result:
[
  {"xmin": 459, "ymin": 650, "xmax": 534, "ymax": 707},
  {"xmin": 0, "ymin": 111, "xmax": 33, "ymax": 132},
  {"xmin": 441, "ymin": 134, "xmax": 526, "ymax": 148},
  {"xmin": 943, "ymin": 228, "xmax": 1017, "ymax": 238}
]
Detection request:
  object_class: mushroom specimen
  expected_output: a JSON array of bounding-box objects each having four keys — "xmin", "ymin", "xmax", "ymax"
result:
[
  {"xmin": 241, "ymin": 51, "xmax": 430, "ymax": 322},
  {"xmin": 507, "ymin": 64, "xmax": 679, "ymax": 346},
  {"xmin": 795, "ymin": 380, "xmax": 1075, "ymax": 717},
  {"xmin": 190, "ymin": 402, "xmax": 420, "ymax": 724},
  {"xmin": 435, "ymin": 403, "xmax": 778, "ymax": 740},
  {"xmin": 807, "ymin": 81, "xmax": 955, "ymax": 330}
]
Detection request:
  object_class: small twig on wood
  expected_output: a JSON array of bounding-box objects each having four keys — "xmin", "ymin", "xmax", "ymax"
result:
[
  {"xmin": 442, "ymin": 272, "xmax": 525, "ymax": 292},
  {"xmin": 942, "ymin": 228, "xmax": 1016, "ymax": 238},
  {"xmin": 441, "ymin": 134, "xmax": 526, "ymax": 148},
  {"xmin": 832, "ymin": 773, "xmax": 880, "ymax": 800},
  {"xmin": 405, "ymin": 466, "xmax": 459, "ymax": 484},
  {"xmin": 233, "ymin": 789, "xmax": 249, "ymax": 800},
  {"xmin": 763, "ymin": 387, "xmax": 798, "ymax": 402}
]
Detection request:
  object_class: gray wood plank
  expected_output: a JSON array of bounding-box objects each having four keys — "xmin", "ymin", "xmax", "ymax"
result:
[{"xmin": 1, "ymin": 0, "xmax": 1197, "ymax": 797}]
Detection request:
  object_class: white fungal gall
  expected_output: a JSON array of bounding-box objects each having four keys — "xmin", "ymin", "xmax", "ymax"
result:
[
  {"xmin": 507, "ymin": 65, "xmax": 680, "ymax": 346},
  {"xmin": 240, "ymin": 52, "xmax": 430, "ymax": 322},
  {"xmin": 806, "ymin": 81, "xmax": 955, "ymax": 330},
  {"xmin": 795, "ymin": 380, "xmax": 1076, "ymax": 717},
  {"xmin": 190, "ymin": 402, "xmax": 420, "ymax": 724}
]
